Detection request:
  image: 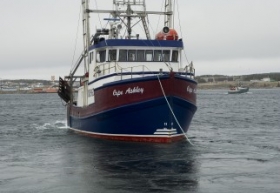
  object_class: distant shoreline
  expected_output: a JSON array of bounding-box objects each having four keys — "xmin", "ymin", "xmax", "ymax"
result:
[
  {"xmin": 1, "ymin": 81, "xmax": 279, "ymax": 94},
  {"xmin": 197, "ymin": 81, "xmax": 280, "ymax": 90},
  {"xmin": 0, "ymin": 90, "xmax": 58, "ymax": 94}
]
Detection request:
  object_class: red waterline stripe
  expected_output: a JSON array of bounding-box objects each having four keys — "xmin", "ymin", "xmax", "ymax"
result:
[{"xmin": 69, "ymin": 128, "xmax": 186, "ymax": 143}]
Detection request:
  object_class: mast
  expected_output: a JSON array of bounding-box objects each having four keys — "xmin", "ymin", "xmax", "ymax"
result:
[
  {"xmin": 113, "ymin": 0, "xmax": 150, "ymax": 39},
  {"xmin": 126, "ymin": 4, "xmax": 132, "ymax": 39},
  {"xmin": 82, "ymin": 0, "xmax": 91, "ymax": 71},
  {"xmin": 164, "ymin": 0, "xmax": 173, "ymax": 28},
  {"xmin": 89, "ymin": 0, "xmax": 172, "ymax": 40},
  {"xmin": 81, "ymin": 0, "xmax": 90, "ymax": 106}
]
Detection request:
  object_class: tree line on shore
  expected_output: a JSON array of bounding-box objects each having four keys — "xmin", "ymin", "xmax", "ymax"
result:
[
  {"xmin": 2, "ymin": 73, "xmax": 280, "ymax": 85},
  {"xmin": 195, "ymin": 72, "xmax": 280, "ymax": 83}
]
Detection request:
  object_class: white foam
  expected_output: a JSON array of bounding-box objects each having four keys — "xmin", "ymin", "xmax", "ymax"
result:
[
  {"xmin": 55, "ymin": 120, "xmax": 69, "ymax": 129},
  {"xmin": 32, "ymin": 120, "xmax": 68, "ymax": 130}
]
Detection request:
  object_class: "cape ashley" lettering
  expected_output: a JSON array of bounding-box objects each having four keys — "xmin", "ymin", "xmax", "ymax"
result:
[{"xmin": 113, "ymin": 86, "xmax": 144, "ymax": 97}]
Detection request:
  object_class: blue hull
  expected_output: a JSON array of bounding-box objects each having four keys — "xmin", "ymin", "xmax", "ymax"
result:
[{"xmin": 69, "ymin": 96, "xmax": 197, "ymax": 137}]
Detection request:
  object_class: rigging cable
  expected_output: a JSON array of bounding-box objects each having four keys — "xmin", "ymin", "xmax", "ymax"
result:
[
  {"xmin": 155, "ymin": 0, "xmax": 165, "ymax": 34},
  {"xmin": 71, "ymin": 4, "xmax": 82, "ymax": 70},
  {"xmin": 156, "ymin": 74, "xmax": 194, "ymax": 146},
  {"xmin": 94, "ymin": 0, "xmax": 103, "ymax": 29},
  {"xmin": 176, "ymin": 0, "xmax": 190, "ymax": 64},
  {"xmin": 136, "ymin": 62, "xmax": 194, "ymax": 145},
  {"xmin": 94, "ymin": 0, "xmax": 108, "ymax": 47},
  {"xmin": 143, "ymin": 2, "xmax": 194, "ymax": 145},
  {"xmin": 89, "ymin": 0, "xmax": 194, "ymax": 145},
  {"xmin": 172, "ymin": 0, "xmax": 175, "ymax": 29}
]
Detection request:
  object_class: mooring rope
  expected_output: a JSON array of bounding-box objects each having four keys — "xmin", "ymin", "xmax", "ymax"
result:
[{"xmin": 156, "ymin": 74, "xmax": 194, "ymax": 145}]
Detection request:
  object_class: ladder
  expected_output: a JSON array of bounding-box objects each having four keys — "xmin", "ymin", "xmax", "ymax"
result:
[{"xmin": 141, "ymin": 16, "xmax": 151, "ymax": 39}]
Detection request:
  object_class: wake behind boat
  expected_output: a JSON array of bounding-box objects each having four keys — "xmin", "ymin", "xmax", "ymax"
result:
[{"xmin": 58, "ymin": 0, "xmax": 197, "ymax": 143}]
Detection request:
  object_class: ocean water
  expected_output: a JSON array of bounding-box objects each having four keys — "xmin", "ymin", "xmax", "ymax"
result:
[{"xmin": 0, "ymin": 89, "xmax": 279, "ymax": 193}]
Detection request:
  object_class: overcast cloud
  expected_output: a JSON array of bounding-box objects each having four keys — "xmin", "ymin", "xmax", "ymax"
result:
[{"xmin": 0, "ymin": 0, "xmax": 279, "ymax": 80}]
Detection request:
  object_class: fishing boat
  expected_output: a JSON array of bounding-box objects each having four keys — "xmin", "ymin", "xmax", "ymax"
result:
[
  {"xmin": 0, "ymin": 86, "xmax": 18, "ymax": 92},
  {"xmin": 228, "ymin": 86, "xmax": 249, "ymax": 94},
  {"xmin": 58, "ymin": 0, "xmax": 197, "ymax": 143}
]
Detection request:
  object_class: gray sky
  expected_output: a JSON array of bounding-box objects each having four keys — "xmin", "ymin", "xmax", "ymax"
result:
[{"xmin": 0, "ymin": 0, "xmax": 279, "ymax": 80}]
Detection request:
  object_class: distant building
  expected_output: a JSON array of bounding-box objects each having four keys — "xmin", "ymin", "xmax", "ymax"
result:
[
  {"xmin": 261, "ymin": 77, "xmax": 271, "ymax": 82},
  {"xmin": 250, "ymin": 80, "xmax": 260, "ymax": 82},
  {"xmin": 20, "ymin": 87, "xmax": 32, "ymax": 91},
  {"xmin": 34, "ymin": 83, "xmax": 44, "ymax": 87},
  {"xmin": 19, "ymin": 82, "xmax": 27, "ymax": 86}
]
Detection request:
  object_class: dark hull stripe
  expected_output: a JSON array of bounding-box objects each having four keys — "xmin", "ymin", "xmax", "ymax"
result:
[{"xmin": 69, "ymin": 97, "xmax": 196, "ymax": 135}]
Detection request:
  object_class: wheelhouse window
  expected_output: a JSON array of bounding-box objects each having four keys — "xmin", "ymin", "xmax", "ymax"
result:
[
  {"xmin": 154, "ymin": 50, "xmax": 162, "ymax": 61},
  {"xmin": 162, "ymin": 50, "xmax": 170, "ymax": 62},
  {"xmin": 128, "ymin": 50, "xmax": 136, "ymax": 61},
  {"xmin": 119, "ymin": 49, "xmax": 127, "ymax": 61},
  {"xmin": 96, "ymin": 50, "xmax": 106, "ymax": 62},
  {"xmin": 171, "ymin": 50, "xmax": 178, "ymax": 62},
  {"xmin": 145, "ymin": 50, "xmax": 153, "ymax": 61},
  {"xmin": 89, "ymin": 52, "xmax": 93, "ymax": 63},
  {"xmin": 137, "ymin": 50, "xmax": 145, "ymax": 61},
  {"xmin": 109, "ymin": 49, "xmax": 116, "ymax": 61},
  {"xmin": 116, "ymin": 49, "xmax": 173, "ymax": 62}
]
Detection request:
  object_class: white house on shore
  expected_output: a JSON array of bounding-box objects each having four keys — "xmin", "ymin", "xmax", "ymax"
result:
[{"xmin": 261, "ymin": 77, "xmax": 271, "ymax": 82}]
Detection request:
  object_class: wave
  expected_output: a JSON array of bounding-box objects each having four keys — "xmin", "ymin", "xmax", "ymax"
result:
[{"xmin": 32, "ymin": 120, "xmax": 68, "ymax": 130}]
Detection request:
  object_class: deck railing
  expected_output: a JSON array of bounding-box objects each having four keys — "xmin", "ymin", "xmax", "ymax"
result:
[{"xmin": 94, "ymin": 61, "xmax": 195, "ymax": 80}]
